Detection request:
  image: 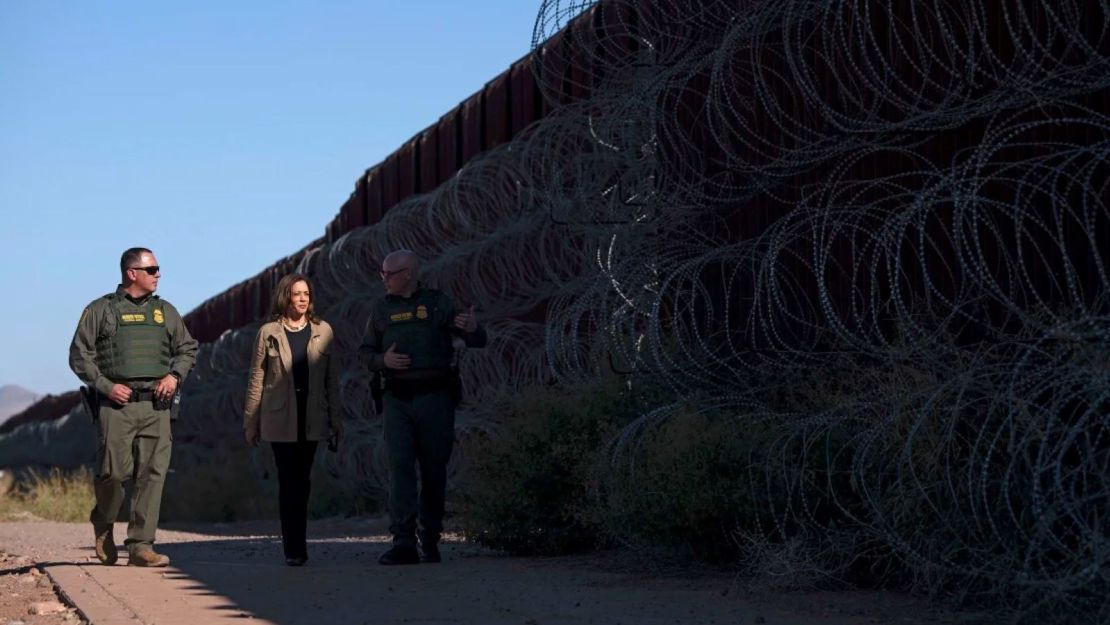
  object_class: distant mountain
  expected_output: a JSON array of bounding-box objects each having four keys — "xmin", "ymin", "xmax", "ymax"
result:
[{"xmin": 0, "ymin": 385, "xmax": 39, "ymax": 424}]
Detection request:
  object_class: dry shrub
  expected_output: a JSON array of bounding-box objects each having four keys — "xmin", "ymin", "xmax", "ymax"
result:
[
  {"xmin": 595, "ymin": 409, "xmax": 758, "ymax": 563},
  {"xmin": 164, "ymin": 443, "xmax": 380, "ymax": 523},
  {"xmin": 455, "ymin": 379, "xmax": 641, "ymax": 555},
  {"xmin": 161, "ymin": 448, "xmax": 274, "ymax": 523},
  {"xmin": 307, "ymin": 467, "xmax": 381, "ymax": 519}
]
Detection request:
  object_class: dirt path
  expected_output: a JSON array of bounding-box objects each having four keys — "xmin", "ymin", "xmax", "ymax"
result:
[
  {"xmin": 0, "ymin": 517, "xmax": 964, "ymax": 625},
  {"xmin": 0, "ymin": 549, "xmax": 86, "ymax": 625}
]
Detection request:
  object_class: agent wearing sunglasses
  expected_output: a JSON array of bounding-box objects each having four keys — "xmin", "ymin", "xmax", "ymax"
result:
[
  {"xmin": 68, "ymin": 247, "xmax": 198, "ymax": 568},
  {"xmin": 359, "ymin": 249, "xmax": 487, "ymax": 565}
]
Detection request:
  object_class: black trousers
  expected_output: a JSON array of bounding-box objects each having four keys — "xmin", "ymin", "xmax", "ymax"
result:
[
  {"xmin": 271, "ymin": 441, "xmax": 318, "ymax": 559},
  {"xmin": 382, "ymin": 387, "xmax": 455, "ymax": 548}
]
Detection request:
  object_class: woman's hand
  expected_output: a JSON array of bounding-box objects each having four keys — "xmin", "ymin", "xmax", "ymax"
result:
[{"xmin": 245, "ymin": 428, "xmax": 259, "ymax": 447}]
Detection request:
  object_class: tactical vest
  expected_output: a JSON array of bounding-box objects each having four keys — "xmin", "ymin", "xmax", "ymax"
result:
[
  {"xmin": 95, "ymin": 294, "xmax": 172, "ymax": 380},
  {"xmin": 380, "ymin": 289, "xmax": 454, "ymax": 371}
]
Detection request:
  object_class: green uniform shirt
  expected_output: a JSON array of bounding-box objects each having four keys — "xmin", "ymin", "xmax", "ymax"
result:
[
  {"xmin": 69, "ymin": 286, "xmax": 199, "ymax": 394},
  {"xmin": 360, "ymin": 286, "xmax": 486, "ymax": 378}
]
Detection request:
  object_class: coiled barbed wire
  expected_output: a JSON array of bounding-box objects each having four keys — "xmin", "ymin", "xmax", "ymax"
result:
[{"xmin": 152, "ymin": 1, "xmax": 1110, "ymax": 621}]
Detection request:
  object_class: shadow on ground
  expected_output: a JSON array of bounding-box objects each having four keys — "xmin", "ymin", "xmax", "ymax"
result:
[{"xmin": 147, "ymin": 519, "xmax": 761, "ymax": 625}]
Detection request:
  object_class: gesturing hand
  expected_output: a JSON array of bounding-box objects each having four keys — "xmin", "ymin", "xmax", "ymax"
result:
[
  {"xmin": 383, "ymin": 343, "xmax": 412, "ymax": 370},
  {"xmin": 453, "ymin": 305, "xmax": 478, "ymax": 333}
]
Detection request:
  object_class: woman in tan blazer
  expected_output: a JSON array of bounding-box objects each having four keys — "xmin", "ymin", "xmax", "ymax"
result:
[{"xmin": 243, "ymin": 272, "xmax": 342, "ymax": 566}]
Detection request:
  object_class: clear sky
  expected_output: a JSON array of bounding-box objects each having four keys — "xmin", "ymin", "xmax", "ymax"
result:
[{"xmin": 0, "ymin": 1, "xmax": 548, "ymax": 395}]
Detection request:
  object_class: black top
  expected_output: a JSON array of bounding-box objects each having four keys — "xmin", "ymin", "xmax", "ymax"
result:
[{"xmin": 285, "ymin": 324, "xmax": 311, "ymax": 442}]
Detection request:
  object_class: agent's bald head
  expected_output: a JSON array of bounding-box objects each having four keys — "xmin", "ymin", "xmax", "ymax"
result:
[{"xmin": 383, "ymin": 250, "xmax": 418, "ymax": 271}]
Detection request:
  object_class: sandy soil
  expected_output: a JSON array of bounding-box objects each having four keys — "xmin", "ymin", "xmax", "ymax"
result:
[{"xmin": 0, "ymin": 543, "xmax": 86, "ymax": 625}]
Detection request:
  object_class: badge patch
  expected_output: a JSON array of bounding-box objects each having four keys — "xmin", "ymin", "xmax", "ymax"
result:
[
  {"xmin": 121, "ymin": 313, "xmax": 146, "ymax": 323},
  {"xmin": 153, "ymin": 309, "xmax": 165, "ymax": 324},
  {"xmin": 416, "ymin": 305, "xmax": 428, "ymax": 319}
]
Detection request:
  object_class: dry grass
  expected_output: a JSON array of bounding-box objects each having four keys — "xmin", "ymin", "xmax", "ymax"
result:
[{"xmin": 0, "ymin": 467, "xmax": 95, "ymax": 522}]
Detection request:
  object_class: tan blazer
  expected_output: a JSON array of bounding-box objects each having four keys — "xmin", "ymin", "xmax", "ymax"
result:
[{"xmin": 243, "ymin": 319, "xmax": 340, "ymax": 442}]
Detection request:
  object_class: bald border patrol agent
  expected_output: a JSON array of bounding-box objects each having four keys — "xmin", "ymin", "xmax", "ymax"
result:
[
  {"xmin": 360, "ymin": 250, "xmax": 486, "ymax": 565},
  {"xmin": 69, "ymin": 247, "xmax": 198, "ymax": 567}
]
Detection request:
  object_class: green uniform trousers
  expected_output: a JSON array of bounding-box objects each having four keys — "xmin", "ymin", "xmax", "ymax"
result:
[
  {"xmin": 383, "ymin": 387, "xmax": 455, "ymax": 548},
  {"xmin": 91, "ymin": 399, "xmax": 172, "ymax": 554}
]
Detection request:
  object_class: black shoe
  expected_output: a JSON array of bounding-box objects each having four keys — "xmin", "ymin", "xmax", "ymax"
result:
[
  {"xmin": 285, "ymin": 556, "xmax": 307, "ymax": 566},
  {"xmin": 420, "ymin": 543, "xmax": 441, "ymax": 563},
  {"xmin": 378, "ymin": 545, "xmax": 420, "ymax": 565}
]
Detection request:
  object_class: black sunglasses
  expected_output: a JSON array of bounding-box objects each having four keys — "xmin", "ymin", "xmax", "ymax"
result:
[{"xmin": 130, "ymin": 265, "xmax": 161, "ymax": 275}]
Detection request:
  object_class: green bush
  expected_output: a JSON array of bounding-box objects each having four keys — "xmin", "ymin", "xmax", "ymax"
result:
[
  {"xmin": 595, "ymin": 409, "xmax": 759, "ymax": 563},
  {"xmin": 455, "ymin": 380, "xmax": 846, "ymax": 566},
  {"xmin": 455, "ymin": 380, "xmax": 642, "ymax": 556}
]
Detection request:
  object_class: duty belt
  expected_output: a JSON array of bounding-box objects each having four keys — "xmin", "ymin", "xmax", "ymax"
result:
[
  {"xmin": 97, "ymin": 388, "xmax": 156, "ymax": 403},
  {"xmin": 128, "ymin": 389, "xmax": 157, "ymax": 401},
  {"xmin": 384, "ymin": 375, "xmax": 453, "ymax": 396}
]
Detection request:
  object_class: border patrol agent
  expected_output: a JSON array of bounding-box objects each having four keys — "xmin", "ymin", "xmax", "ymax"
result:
[
  {"xmin": 68, "ymin": 247, "xmax": 198, "ymax": 567},
  {"xmin": 360, "ymin": 250, "xmax": 486, "ymax": 565}
]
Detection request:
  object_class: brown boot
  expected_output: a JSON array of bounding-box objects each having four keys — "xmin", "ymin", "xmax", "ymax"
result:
[
  {"xmin": 127, "ymin": 550, "xmax": 170, "ymax": 567},
  {"xmin": 90, "ymin": 511, "xmax": 117, "ymax": 565}
]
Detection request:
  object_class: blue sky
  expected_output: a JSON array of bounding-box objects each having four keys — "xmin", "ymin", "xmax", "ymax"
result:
[{"xmin": 0, "ymin": 1, "xmax": 549, "ymax": 394}]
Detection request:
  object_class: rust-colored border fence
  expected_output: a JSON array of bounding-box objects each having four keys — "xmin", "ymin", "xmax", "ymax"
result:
[{"xmin": 183, "ymin": 27, "xmax": 566, "ymax": 342}]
